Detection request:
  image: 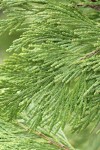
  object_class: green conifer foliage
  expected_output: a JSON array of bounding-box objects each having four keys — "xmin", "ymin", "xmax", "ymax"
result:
[{"xmin": 0, "ymin": 0, "xmax": 100, "ymax": 149}]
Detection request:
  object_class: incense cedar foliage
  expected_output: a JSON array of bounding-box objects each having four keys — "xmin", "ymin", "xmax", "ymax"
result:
[{"xmin": 0, "ymin": 0, "xmax": 100, "ymax": 150}]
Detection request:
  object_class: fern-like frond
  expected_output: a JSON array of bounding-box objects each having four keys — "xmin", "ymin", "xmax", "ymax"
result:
[
  {"xmin": 0, "ymin": 0, "xmax": 100, "ymax": 132},
  {"xmin": 0, "ymin": 118, "xmax": 76, "ymax": 150}
]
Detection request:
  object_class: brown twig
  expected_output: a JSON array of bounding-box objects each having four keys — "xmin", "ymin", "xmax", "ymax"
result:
[
  {"xmin": 80, "ymin": 49, "xmax": 100, "ymax": 60},
  {"xmin": 36, "ymin": 131, "xmax": 69, "ymax": 150},
  {"xmin": 77, "ymin": 4, "xmax": 100, "ymax": 11},
  {"xmin": 16, "ymin": 122, "xmax": 69, "ymax": 150},
  {"xmin": 77, "ymin": 2, "xmax": 100, "ymax": 11}
]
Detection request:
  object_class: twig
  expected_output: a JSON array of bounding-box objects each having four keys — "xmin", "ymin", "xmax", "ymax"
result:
[
  {"xmin": 36, "ymin": 131, "xmax": 69, "ymax": 150},
  {"xmin": 77, "ymin": 4, "xmax": 100, "ymax": 11},
  {"xmin": 80, "ymin": 49, "xmax": 100, "ymax": 60},
  {"xmin": 77, "ymin": 3, "xmax": 100, "ymax": 11},
  {"xmin": 16, "ymin": 122, "xmax": 69, "ymax": 150}
]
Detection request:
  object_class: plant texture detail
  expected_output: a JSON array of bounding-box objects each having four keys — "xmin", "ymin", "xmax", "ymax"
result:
[{"xmin": 0, "ymin": 0, "xmax": 100, "ymax": 150}]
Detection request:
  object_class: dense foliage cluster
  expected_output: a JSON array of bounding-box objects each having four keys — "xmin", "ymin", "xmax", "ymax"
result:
[{"xmin": 0, "ymin": 0, "xmax": 100, "ymax": 150}]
